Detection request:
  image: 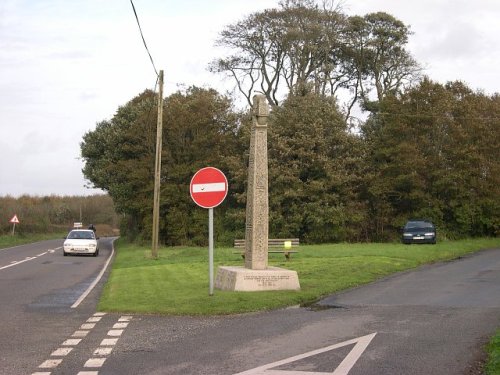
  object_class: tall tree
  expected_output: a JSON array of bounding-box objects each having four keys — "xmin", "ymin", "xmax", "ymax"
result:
[{"xmin": 362, "ymin": 78, "xmax": 500, "ymax": 239}]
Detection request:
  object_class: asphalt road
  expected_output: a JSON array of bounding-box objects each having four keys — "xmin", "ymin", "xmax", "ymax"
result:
[
  {"xmin": 0, "ymin": 243, "xmax": 498, "ymax": 375},
  {"xmin": 0, "ymin": 237, "xmax": 114, "ymax": 375}
]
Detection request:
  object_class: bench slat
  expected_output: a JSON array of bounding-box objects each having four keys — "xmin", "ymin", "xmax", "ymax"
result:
[{"xmin": 234, "ymin": 238, "xmax": 299, "ymax": 248}]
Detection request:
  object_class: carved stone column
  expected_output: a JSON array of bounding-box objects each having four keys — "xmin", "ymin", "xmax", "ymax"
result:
[{"xmin": 244, "ymin": 94, "xmax": 269, "ymax": 270}]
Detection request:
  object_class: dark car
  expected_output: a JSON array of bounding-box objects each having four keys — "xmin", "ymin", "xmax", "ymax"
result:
[{"xmin": 401, "ymin": 220, "xmax": 436, "ymax": 244}]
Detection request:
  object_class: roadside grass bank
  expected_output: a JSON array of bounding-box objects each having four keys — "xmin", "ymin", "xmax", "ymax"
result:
[
  {"xmin": 486, "ymin": 329, "xmax": 500, "ymax": 375},
  {"xmin": 98, "ymin": 237, "xmax": 500, "ymax": 315},
  {"xmin": 0, "ymin": 233, "xmax": 66, "ymax": 250}
]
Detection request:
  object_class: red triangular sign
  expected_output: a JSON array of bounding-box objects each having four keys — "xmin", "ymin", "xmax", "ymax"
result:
[{"xmin": 10, "ymin": 215, "xmax": 19, "ymax": 224}]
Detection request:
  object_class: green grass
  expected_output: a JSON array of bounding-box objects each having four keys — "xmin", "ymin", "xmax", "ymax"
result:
[
  {"xmin": 98, "ymin": 237, "xmax": 500, "ymax": 315},
  {"xmin": 486, "ymin": 329, "xmax": 500, "ymax": 375},
  {"xmin": 0, "ymin": 232, "xmax": 66, "ymax": 249}
]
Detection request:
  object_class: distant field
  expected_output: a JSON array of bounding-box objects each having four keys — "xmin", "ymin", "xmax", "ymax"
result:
[{"xmin": 98, "ymin": 237, "xmax": 500, "ymax": 315}]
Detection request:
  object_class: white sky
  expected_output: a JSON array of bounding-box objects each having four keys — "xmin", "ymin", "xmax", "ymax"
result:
[{"xmin": 1, "ymin": 0, "xmax": 499, "ymax": 197}]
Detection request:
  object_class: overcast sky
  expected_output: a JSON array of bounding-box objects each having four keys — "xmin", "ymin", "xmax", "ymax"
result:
[{"xmin": 1, "ymin": 0, "xmax": 499, "ymax": 197}]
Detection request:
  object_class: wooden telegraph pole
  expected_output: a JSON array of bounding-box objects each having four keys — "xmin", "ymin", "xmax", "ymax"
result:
[{"xmin": 152, "ymin": 70, "xmax": 164, "ymax": 259}]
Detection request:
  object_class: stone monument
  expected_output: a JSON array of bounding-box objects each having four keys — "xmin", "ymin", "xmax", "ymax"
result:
[{"xmin": 215, "ymin": 95, "xmax": 300, "ymax": 292}]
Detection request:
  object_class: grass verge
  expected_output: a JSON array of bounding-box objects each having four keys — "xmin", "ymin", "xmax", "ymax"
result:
[
  {"xmin": 98, "ymin": 237, "xmax": 500, "ymax": 315},
  {"xmin": 486, "ymin": 329, "xmax": 500, "ymax": 375}
]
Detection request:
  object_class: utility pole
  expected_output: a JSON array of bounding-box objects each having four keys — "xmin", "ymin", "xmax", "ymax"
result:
[{"xmin": 152, "ymin": 70, "xmax": 164, "ymax": 259}]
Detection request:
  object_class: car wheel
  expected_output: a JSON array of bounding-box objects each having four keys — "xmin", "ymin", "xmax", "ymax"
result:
[{"xmin": 93, "ymin": 250, "xmax": 99, "ymax": 257}]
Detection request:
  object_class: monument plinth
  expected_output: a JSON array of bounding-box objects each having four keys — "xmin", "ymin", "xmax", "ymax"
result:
[{"xmin": 215, "ymin": 95, "xmax": 300, "ymax": 292}]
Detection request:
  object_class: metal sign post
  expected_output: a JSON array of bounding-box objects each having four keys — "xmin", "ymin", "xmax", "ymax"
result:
[
  {"xmin": 190, "ymin": 167, "xmax": 228, "ymax": 296},
  {"xmin": 208, "ymin": 208, "xmax": 214, "ymax": 295}
]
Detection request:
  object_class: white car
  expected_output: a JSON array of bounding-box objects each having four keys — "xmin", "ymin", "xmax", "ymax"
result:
[{"xmin": 63, "ymin": 229, "xmax": 99, "ymax": 256}]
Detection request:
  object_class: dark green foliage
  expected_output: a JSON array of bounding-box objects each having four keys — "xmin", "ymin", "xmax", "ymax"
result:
[
  {"xmin": 267, "ymin": 93, "xmax": 365, "ymax": 242},
  {"xmin": 362, "ymin": 78, "xmax": 500, "ymax": 239}
]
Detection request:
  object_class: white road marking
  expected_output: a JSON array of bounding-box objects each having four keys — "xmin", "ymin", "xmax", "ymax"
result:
[
  {"xmin": 84, "ymin": 358, "xmax": 106, "ymax": 368},
  {"xmin": 87, "ymin": 316, "xmax": 102, "ymax": 323},
  {"xmin": 77, "ymin": 372, "xmax": 99, "ymax": 375},
  {"xmin": 32, "ymin": 372, "xmax": 52, "ymax": 375},
  {"xmin": 118, "ymin": 316, "xmax": 133, "ymax": 322},
  {"xmin": 62, "ymin": 338, "xmax": 82, "ymax": 346},
  {"xmin": 72, "ymin": 330, "xmax": 89, "ymax": 338},
  {"xmin": 192, "ymin": 182, "xmax": 226, "ymax": 193},
  {"xmin": 113, "ymin": 322, "xmax": 129, "ymax": 329},
  {"xmin": 100, "ymin": 338, "xmax": 118, "ymax": 346},
  {"xmin": 94, "ymin": 347, "xmax": 113, "ymax": 356},
  {"xmin": 39, "ymin": 359, "xmax": 62, "ymax": 368},
  {"xmin": 81, "ymin": 323, "xmax": 96, "ymax": 330},
  {"xmin": 51, "ymin": 347, "xmax": 73, "ymax": 356},
  {"xmin": 71, "ymin": 242, "xmax": 115, "ymax": 308},
  {"xmin": 233, "ymin": 333, "xmax": 377, "ymax": 375},
  {"xmin": 0, "ymin": 248, "xmax": 56, "ymax": 270},
  {"xmin": 107, "ymin": 329, "xmax": 123, "ymax": 337},
  {"xmin": 94, "ymin": 312, "xmax": 106, "ymax": 316}
]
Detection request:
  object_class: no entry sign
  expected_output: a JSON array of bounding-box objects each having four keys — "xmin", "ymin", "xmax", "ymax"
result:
[{"xmin": 190, "ymin": 167, "xmax": 228, "ymax": 209}]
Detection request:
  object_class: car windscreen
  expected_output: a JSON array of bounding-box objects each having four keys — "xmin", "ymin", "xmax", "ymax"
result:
[
  {"xmin": 405, "ymin": 221, "xmax": 434, "ymax": 230},
  {"xmin": 68, "ymin": 231, "xmax": 94, "ymax": 240}
]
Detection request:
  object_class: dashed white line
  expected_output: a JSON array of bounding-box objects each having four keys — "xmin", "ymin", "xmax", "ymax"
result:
[
  {"xmin": 62, "ymin": 338, "xmax": 82, "ymax": 346},
  {"xmin": 94, "ymin": 347, "xmax": 113, "ymax": 356},
  {"xmin": 39, "ymin": 359, "xmax": 62, "ymax": 368},
  {"xmin": 100, "ymin": 338, "xmax": 119, "ymax": 346},
  {"xmin": 113, "ymin": 322, "xmax": 129, "ymax": 329},
  {"xmin": 87, "ymin": 316, "xmax": 102, "ymax": 323},
  {"xmin": 118, "ymin": 316, "xmax": 133, "ymax": 322},
  {"xmin": 84, "ymin": 358, "xmax": 107, "ymax": 368},
  {"xmin": 51, "ymin": 347, "xmax": 73, "ymax": 356},
  {"xmin": 72, "ymin": 330, "xmax": 89, "ymax": 338},
  {"xmin": 77, "ymin": 371, "xmax": 99, "ymax": 375},
  {"xmin": 81, "ymin": 323, "xmax": 96, "ymax": 330},
  {"xmin": 107, "ymin": 329, "xmax": 123, "ymax": 337}
]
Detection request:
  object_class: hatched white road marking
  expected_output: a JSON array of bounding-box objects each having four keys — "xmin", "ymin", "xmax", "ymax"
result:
[
  {"xmin": 87, "ymin": 316, "xmax": 102, "ymax": 323},
  {"xmin": 113, "ymin": 322, "xmax": 129, "ymax": 329},
  {"xmin": 118, "ymin": 315, "xmax": 133, "ymax": 322},
  {"xmin": 233, "ymin": 333, "xmax": 377, "ymax": 375},
  {"xmin": 94, "ymin": 312, "xmax": 106, "ymax": 316},
  {"xmin": 81, "ymin": 323, "xmax": 96, "ymax": 330}
]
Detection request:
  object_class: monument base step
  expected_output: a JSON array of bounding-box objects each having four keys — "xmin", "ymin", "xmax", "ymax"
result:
[{"xmin": 215, "ymin": 266, "xmax": 300, "ymax": 292}]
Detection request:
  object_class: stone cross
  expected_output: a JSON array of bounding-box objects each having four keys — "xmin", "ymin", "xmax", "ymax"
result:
[{"xmin": 244, "ymin": 94, "xmax": 269, "ymax": 270}]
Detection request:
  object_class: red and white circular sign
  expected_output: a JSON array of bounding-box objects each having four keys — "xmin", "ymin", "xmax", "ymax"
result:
[{"xmin": 190, "ymin": 167, "xmax": 228, "ymax": 209}]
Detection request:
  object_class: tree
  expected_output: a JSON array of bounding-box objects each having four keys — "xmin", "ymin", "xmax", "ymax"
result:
[
  {"xmin": 81, "ymin": 87, "xmax": 242, "ymax": 245},
  {"xmin": 266, "ymin": 91, "xmax": 365, "ymax": 242},
  {"xmin": 362, "ymin": 78, "xmax": 500, "ymax": 239},
  {"xmin": 210, "ymin": 0, "xmax": 346, "ymax": 107},
  {"xmin": 210, "ymin": 2, "xmax": 420, "ymax": 121}
]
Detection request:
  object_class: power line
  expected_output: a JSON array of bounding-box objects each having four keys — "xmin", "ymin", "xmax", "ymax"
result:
[{"xmin": 129, "ymin": 0, "xmax": 158, "ymax": 77}]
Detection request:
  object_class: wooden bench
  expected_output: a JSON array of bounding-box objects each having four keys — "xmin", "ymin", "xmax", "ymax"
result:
[{"xmin": 233, "ymin": 238, "xmax": 300, "ymax": 260}]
